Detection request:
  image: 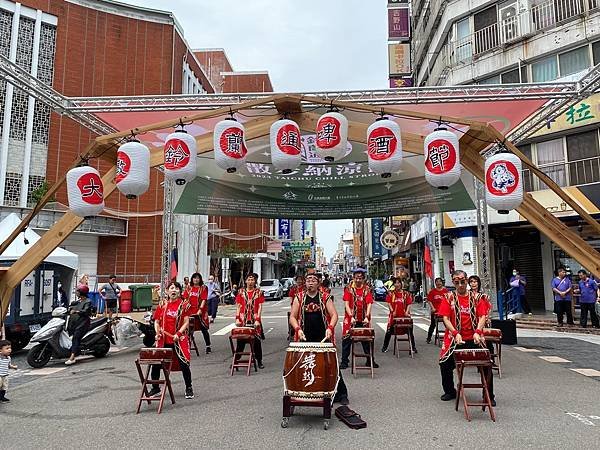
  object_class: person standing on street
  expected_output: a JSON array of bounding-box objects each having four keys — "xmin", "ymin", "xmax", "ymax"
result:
[
  {"xmin": 289, "ymin": 272, "xmax": 349, "ymax": 405},
  {"xmin": 235, "ymin": 273, "xmax": 265, "ymax": 369},
  {"xmin": 182, "ymin": 273, "xmax": 212, "ymax": 353},
  {"xmin": 0, "ymin": 339, "xmax": 18, "ymax": 403},
  {"xmin": 438, "ymin": 270, "xmax": 495, "ymax": 405},
  {"xmin": 381, "ymin": 277, "xmax": 416, "ymax": 353},
  {"xmin": 576, "ymin": 270, "xmax": 600, "ymax": 328},
  {"xmin": 149, "ymin": 281, "xmax": 194, "ymax": 399},
  {"xmin": 509, "ymin": 269, "xmax": 531, "ymax": 315},
  {"xmin": 340, "ymin": 267, "xmax": 378, "ymax": 370},
  {"xmin": 552, "ymin": 267, "xmax": 574, "ymax": 326},
  {"xmin": 100, "ymin": 275, "xmax": 121, "ymax": 319},
  {"xmin": 207, "ymin": 275, "xmax": 221, "ymax": 323},
  {"xmin": 426, "ymin": 278, "xmax": 448, "ymax": 344}
]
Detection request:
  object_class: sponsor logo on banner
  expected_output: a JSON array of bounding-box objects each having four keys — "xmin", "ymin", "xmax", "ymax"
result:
[
  {"xmin": 164, "ymin": 138, "xmax": 191, "ymax": 169},
  {"xmin": 425, "ymin": 139, "xmax": 457, "ymax": 174},
  {"xmin": 368, "ymin": 127, "xmax": 398, "ymax": 161},
  {"xmin": 219, "ymin": 127, "xmax": 248, "ymax": 159},
  {"xmin": 486, "ymin": 161, "xmax": 519, "ymax": 195},
  {"xmin": 77, "ymin": 173, "xmax": 103, "ymax": 204},
  {"xmin": 115, "ymin": 151, "xmax": 131, "ymax": 183}
]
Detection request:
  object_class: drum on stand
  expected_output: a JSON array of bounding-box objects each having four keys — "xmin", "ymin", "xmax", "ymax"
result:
[
  {"xmin": 349, "ymin": 327, "xmax": 375, "ymax": 339},
  {"xmin": 231, "ymin": 326, "xmax": 256, "ymax": 339},
  {"xmin": 283, "ymin": 342, "xmax": 339, "ymax": 400},
  {"xmin": 453, "ymin": 348, "xmax": 491, "ymax": 364}
]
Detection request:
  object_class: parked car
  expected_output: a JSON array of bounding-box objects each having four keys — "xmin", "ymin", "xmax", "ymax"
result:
[
  {"xmin": 373, "ymin": 279, "xmax": 388, "ymax": 302},
  {"xmin": 260, "ymin": 279, "xmax": 284, "ymax": 300},
  {"xmin": 281, "ymin": 278, "xmax": 294, "ymax": 296}
]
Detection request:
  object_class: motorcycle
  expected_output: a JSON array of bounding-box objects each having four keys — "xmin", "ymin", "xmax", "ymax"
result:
[{"xmin": 27, "ymin": 306, "xmax": 113, "ymax": 368}]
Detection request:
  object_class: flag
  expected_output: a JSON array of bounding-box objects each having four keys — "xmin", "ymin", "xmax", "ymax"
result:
[
  {"xmin": 424, "ymin": 244, "xmax": 433, "ymax": 279},
  {"xmin": 170, "ymin": 247, "xmax": 178, "ymax": 281}
]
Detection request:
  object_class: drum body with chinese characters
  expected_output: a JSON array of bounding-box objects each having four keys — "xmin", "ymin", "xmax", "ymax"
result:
[
  {"xmin": 283, "ymin": 342, "xmax": 339, "ymax": 399},
  {"xmin": 453, "ymin": 348, "xmax": 491, "ymax": 364},
  {"xmin": 231, "ymin": 326, "xmax": 256, "ymax": 339}
]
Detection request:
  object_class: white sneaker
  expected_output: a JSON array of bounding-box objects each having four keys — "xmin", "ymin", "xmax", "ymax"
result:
[{"xmin": 65, "ymin": 359, "xmax": 76, "ymax": 366}]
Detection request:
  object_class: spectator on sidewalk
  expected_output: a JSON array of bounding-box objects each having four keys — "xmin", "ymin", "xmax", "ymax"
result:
[
  {"xmin": 100, "ymin": 275, "xmax": 121, "ymax": 319},
  {"xmin": 207, "ymin": 275, "xmax": 221, "ymax": 323},
  {"xmin": 576, "ymin": 270, "xmax": 600, "ymax": 328},
  {"xmin": 552, "ymin": 267, "xmax": 574, "ymax": 326},
  {"xmin": 426, "ymin": 278, "xmax": 448, "ymax": 344},
  {"xmin": 509, "ymin": 269, "xmax": 531, "ymax": 315}
]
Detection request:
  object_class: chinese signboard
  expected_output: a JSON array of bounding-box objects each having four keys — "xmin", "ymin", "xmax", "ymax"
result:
[
  {"xmin": 266, "ymin": 240, "xmax": 283, "ymax": 253},
  {"xmin": 353, "ymin": 234, "xmax": 360, "ymax": 257},
  {"xmin": 371, "ymin": 218, "xmax": 384, "ymax": 257},
  {"xmin": 388, "ymin": 7, "xmax": 410, "ymax": 40},
  {"xmin": 532, "ymin": 94, "xmax": 600, "ymax": 137},
  {"xmin": 380, "ymin": 229, "xmax": 401, "ymax": 250},
  {"xmin": 388, "ymin": 43, "xmax": 411, "ymax": 75},
  {"xmin": 278, "ymin": 218, "xmax": 291, "ymax": 240}
]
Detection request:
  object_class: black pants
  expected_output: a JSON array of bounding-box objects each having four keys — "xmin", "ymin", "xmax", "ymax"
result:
[
  {"xmin": 151, "ymin": 343, "xmax": 192, "ymax": 389},
  {"xmin": 190, "ymin": 316, "xmax": 211, "ymax": 347},
  {"xmin": 236, "ymin": 336, "xmax": 263, "ymax": 363},
  {"xmin": 208, "ymin": 297, "xmax": 219, "ymax": 320},
  {"xmin": 70, "ymin": 326, "xmax": 87, "ymax": 355},
  {"xmin": 519, "ymin": 294, "xmax": 532, "ymax": 314},
  {"xmin": 382, "ymin": 325, "xmax": 416, "ymax": 351},
  {"xmin": 555, "ymin": 301, "xmax": 574, "ymax": 325},
  {"xmin": 341, "ymin": 336, "xmax": 372, "ymax": 366},
  {"xmin": 580, "ymin": 303, "xmax": 600, "ymax": 328},
  {"xmin": 333, "ymin": 371, "xmax": 348, "ymax": 401},
  {"xmin": 199, "ymin": 322, "xmax": 211, "ymax": 346},
  {"xmin": 427, "ymin": 312, "xmax": 438, "ymax": 341},
  {"xmin": 439, "ymin": 341, "xmax": 494, "ymax": 399}
]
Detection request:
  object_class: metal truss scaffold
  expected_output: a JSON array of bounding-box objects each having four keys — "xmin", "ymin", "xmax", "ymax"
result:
[{"xmin": 161, "ymin": 179, "xmax": 174, "ymax": 293}]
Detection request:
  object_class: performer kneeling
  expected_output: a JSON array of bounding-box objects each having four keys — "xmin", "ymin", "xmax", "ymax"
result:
[
  {"xmin": 381, "ymin": 277, "xmax": 416, "ymax": 353},
  {"xmin": 149, "ymin": 281, "xmax": 194, "ymax": 399},
  {"xmin": 438, "ymin": 270, "xmax": 495, "ymax": 405},
  {"xmin": 289, "ymin": 272, "xmax": 349, "ymax": 405},
  {"xmin": 235, "ymin": 273, "xmax": 265, "ymax": 369}
]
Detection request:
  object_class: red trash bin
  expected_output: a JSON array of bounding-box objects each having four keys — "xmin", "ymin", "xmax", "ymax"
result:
[{"xmin": 120, "ymin": 290, "xmax": 132, "ymax": 313}]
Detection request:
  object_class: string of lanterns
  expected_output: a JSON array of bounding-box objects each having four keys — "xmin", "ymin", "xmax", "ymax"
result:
[{"xmin": 67, "ymin": 110, "xmax": 523, "ymax": 217}]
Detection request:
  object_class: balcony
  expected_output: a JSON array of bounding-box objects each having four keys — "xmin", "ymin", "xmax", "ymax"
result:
[
  {"xmin": 522, "ymin": 156, "xmax": 600, "ymax": 192},
  {"xmin": 443, "ymin": 0, "xmax": 598, "ymax": 70}
]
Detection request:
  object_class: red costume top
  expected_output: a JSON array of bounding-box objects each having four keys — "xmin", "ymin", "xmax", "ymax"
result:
[
  {"xmin": 427, "ymin": 287, "xmax": 448, "ymax": 312},
  {"xmin": 182, "ymin": 285, "xmax": 209, "ymax": 327},
  {"xmin": 288, "ymin": 285, "xmax": 304, "ymax": 306},
  {"xmin": 342, "ymin": 283, "xmax": 373, "ymax": 336},
  {"xmin": 291, "ymin": 289, "xmax": 334, "ymax": 343},
  {"xmin": 438, "ymin": 291, "xmax": 488, "ymax": 362},
  {"xmin": 236, "ymin": 288, "xmax": 265, "ymax": 326},
  {"xmin": 153, "ymin": 298, "xmax": 192, "ymax": 364},
  {"xmin": 386, "ymin": 289, "xmax": 412, "ymax": 327}
]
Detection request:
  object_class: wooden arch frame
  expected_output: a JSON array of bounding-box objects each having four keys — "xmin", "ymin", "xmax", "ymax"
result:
[{"xmin": 2, "ymin": 94, "xmax": 600, "ymax": 321}]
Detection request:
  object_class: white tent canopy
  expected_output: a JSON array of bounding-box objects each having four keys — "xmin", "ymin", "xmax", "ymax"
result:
[{"xmin": 0, "ymin": 213, "xmax": 79, "ymax": 270}]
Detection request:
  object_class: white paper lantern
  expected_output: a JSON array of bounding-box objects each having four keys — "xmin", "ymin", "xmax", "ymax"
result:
[
  {"xmin": 367, "ymin": 118, "xmax": 403, "ymax": 178},
  {"xmin": 270, "ymin": 119, "xmax": 301, "ymax": 174},
  {"xmin": 315, "ymin": 111, "xmax": 348, "ymax": 162},
  {"xmin": 424, "ymin": 127, "xmax": 461, "ymax": 189},
  {"xmin": 115, "ymin": 140, "xmax": 150, "ymax": 199},
  {"xmin": 485, "ymin": 152, "xmax": 523, "ymax": 214},
  {"xmin": 67, "ymin": 166, "xmax": 105, "ymax": 217},
  {"xmin": 214, "ymin": 118, "xmax": 248, "ymax": 173},
  {"xmin": 164, "ymin": 130, "xmax": 197, "ymax": 185}
]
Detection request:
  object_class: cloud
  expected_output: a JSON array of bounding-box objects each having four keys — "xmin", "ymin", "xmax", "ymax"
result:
[{"xmin": 127, "ymin": 0, "xmax": 388, "ymax": 91}]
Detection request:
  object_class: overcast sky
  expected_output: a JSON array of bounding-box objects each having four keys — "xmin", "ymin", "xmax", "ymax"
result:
[{"xmin": 129, "ymin": 0, "xmax": 389, "ymax": 258}]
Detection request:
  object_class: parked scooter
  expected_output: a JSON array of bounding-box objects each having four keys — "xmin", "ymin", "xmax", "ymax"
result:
[{"xmin": 27, "ymin": 306, "xmax": 113, "ymax": 368}]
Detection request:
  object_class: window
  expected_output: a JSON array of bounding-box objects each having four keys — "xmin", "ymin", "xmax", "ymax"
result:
[
  {"xmin": 593, "ymin": 41, "xmax": 600, "ymax": 65},
  {"xmin": 532, "ymin": 55, "xmax": 558, "ymax": 82},
  {"xmin": 501, "ymin": 68, "xmax": 520, "ymax": 84},
  {"xmin": 518, "ymin": 144, "xmax": 533, "ymax": 191},
  {"xmin": 479, "ymin": 75, "xmax": 501, "ymax": 84},
  {"xmin": 566, "ymin": 130, "xmax": 600, "ymax": 185},
  {"xmin": 559, "ymin": 46, "xmax": 590, "ymax": 77},
  {"xmin": 473, "ymin": 6, "xmax": 499, "ymax": 54},
  {"xmin": 536, "ymin": 138, "xmax": 566, "ymax": 188},
  {"xmin": 454, "ymin": 18, "xmax": 472, "ymax": 63},
  {"xmin": 3, "ymin": 172, "xmax": 21, "ymax": 206}
]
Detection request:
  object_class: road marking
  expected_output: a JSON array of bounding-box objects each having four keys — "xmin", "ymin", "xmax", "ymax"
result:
[
  {"xmin": 538, "ymin": 356, "xmax": 571, "ymax": 363},
  {"xmin": 570, "ymin": 368, "xmax": 600, "ymax": 377},
  {"xmin": 377, "ymin": 322, "xmax": 387, "ymax": 331},
  {"xmin": 109, "ymin": 346, "xmax": 128, "ymax": 353},
  {"xmin": 265, "ymin": 327, "xmax": 274, "ymax": 335},
  {"xmin": 281, "ymin": 306, "xmax": 291, "ymax": 310},
  {"xmin": 514, "ymin": 346, "xmax": 541, "ymax": 352},
  {"xmin": 414, "ymin": 323, "xmax": 429, "ymax": 332},
  {"xmin": 213, "ymin": 323, "xmax": 236, "ymax": 336},
  {"xmin": 566, "ymin": 412, "xmax": 596, "ymax": 426},
  {"xmin": 24, "ymin": 367, "xmax": 66, "ymax": 376}
]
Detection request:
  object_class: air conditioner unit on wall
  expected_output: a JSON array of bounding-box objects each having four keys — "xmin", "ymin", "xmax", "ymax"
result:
[{"xmin": 500, "ymin": 3, "xmax": 520, "ymax": 43}]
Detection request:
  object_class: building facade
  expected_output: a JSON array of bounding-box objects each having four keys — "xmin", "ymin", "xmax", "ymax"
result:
[{"xmin": 411, "ymin": 0, "xmax": 600, "ymax": 310}]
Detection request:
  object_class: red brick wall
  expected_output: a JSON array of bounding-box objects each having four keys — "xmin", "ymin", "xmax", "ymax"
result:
[
  {"xmin": 18, "ymin": 0, "xmax": 209, "ymax": 281},
  {"xmin": 222, "ymin": 73, "xmax": 273, "ymax": 93},
  {"xmin": 208, "ymin": 217, "xmax": 271, "ymax": 254},
  {"xmin": 194, "ymin": 50, "xmax": 233, "ymax": 92}
]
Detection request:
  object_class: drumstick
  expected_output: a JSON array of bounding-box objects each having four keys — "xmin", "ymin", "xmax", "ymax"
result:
[{"xmin": 320, "ymin": 336, "xmax": 329, "ymax": 343}]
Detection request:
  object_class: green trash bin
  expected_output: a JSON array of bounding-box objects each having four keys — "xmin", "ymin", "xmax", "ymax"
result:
[{"xmin": 128, "ymin": 284, "xmax": 154, "ymax": 311}]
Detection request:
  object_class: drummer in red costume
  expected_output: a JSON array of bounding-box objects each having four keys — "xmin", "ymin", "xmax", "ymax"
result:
[
  {"xmin": 340, "ymin": 267, "xmax": 378, "ymax": 370},
  {"xmin": 381, "ymin": 277, "xmax": 416, "ymax": 353},
  {"xmin": 148, "ymin": 281, "xmax": 194, "ymax": 399},
  {"xmin": 438, "ymin": 270, "xmax": 495, "ymax": 405},
  {"xmin": 289, "ymin": 272, "xmax": 349, "ymax": 405},
  {"xmin": 235, "ymin": 273, "xmax": 265, "ymax": 369},
  {"xmin": 182, "ymin": 272, "xmax": 211, "ymax": 354},
  {"xmin": 426, "ymin": 277, "xmax": 448, "ymax": 344}
]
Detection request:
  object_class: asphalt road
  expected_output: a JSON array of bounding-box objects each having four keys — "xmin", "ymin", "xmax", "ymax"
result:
[{"xmin": 2, "ymin": 287, "xmax": 600, "ymax": 449}]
